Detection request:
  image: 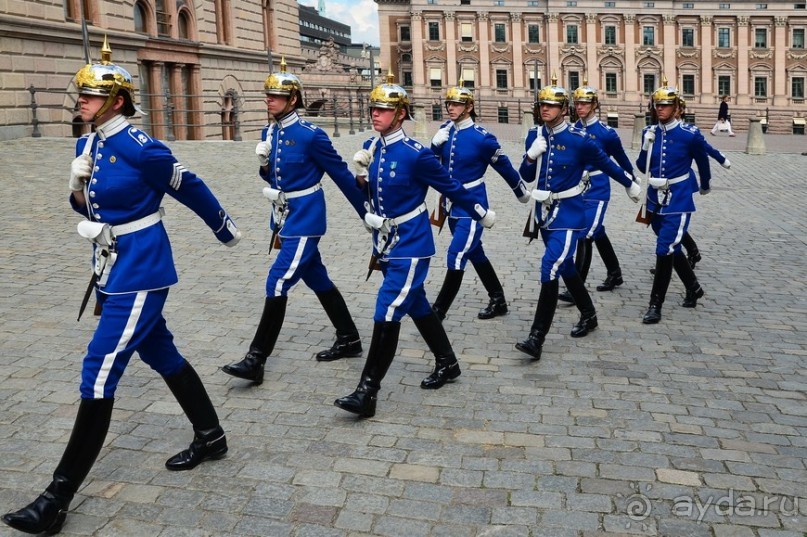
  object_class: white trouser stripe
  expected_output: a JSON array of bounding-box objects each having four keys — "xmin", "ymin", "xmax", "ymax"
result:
[
  {"xmin": 94, "ymin": 291, "xmax": 146, "ymax": 398},
  {"xmin": 274, "ymin": 237, "xmax": 307, "ymax": 296},
  {"xmin": 385, "ymin": 258, "xmax": 418, "ymax": 321},
  {"xmin": 549, "ymin": 231, "xmax": 575, "ymax": 281},
  {"xmin": 452, "ymin": 221, "xmax": 479, "ymax": 270},
  {"xmin": 667, "ymin": 214, "xmax": 687, "ymax": 255},
  {"xmin": 586, "ymin": 201, "xmax": 606, "ymax": 239}
]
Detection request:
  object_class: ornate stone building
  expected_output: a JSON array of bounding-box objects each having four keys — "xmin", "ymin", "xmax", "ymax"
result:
[
  {"xmin": 0, "ymin": 0, "xmax": 368, "ymax": 140},
  {"xmin": 376, "ymin": 0, "xmax": 807, "ymax": 133}
]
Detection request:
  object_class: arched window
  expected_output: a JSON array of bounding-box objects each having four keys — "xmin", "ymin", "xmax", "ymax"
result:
[
  {"xmin": 178, "ymin": 10, "xmax": 190, "ymax": 39},
  {"xmin": 134, "ymin": 1, "xmax": 147, "ymax": 33}
]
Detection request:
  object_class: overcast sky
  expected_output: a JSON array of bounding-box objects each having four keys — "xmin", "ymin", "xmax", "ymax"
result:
[{"xmin": 299, "ymin": 0, "xmax": 380, "ymax": 46}]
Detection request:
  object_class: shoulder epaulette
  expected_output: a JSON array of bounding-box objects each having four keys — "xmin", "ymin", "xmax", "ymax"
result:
[
  {"xmin": 127, "ymin": 127, "xmax": 152, "ymax": 146},
  {"xmin": 402, "ymin": 137, "xmax": 425, "ymax": 152}
]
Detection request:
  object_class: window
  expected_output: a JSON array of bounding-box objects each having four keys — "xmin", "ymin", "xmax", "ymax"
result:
[
  {"xmin": 797, "ymin": 3, "xmax": 807, "ymax": 9},
  {"xmin": 567, "ymin": 1, "xmax": 577, "ymax": 5},
  {"xmin": 682, "ymin": 28, "xmax": 694, "ymax": 47},
  {"xmin": 428, "ymin": 22, "xmax": 440, "ymax": 41},
  {"xmin": 605, "ymin": 26, "xmax": 616, "ymax": 45},
  {"xmin": 460, "ymin": 0, "xmax": 470, "ymax": 3},
  {"xmin": 755, "ymin": 3, "xmax": 767, "ymax": 8},
  {"xmin": 178, "ymin": 11, "xmax": 190, "ymax": 39},
  {"xmin": 682, "ymin": 75, "xmax": 695, "ymax": 95},
  {"xmin": 793, "ymin": 77, "xmax": 805, "ymax": 98},
  {"xmin": 566, "ymin": 25, "xmax": 578, "ymax": 44},
  {"xmin": 400, "ymin": 25, "xmax": 411, "ymax": 41},
  {"xmin": 401, "ymin": 53, "xmax": 412, "ymax": 62},
  {"xmin": 683, "ymin": 2, "xmax": 694, "ymax": 7},
  {"xmin": 432, "ymin": 104, "xmax": 442, "ymax": 121},
  {"xmin": 718, "ymin": 27, "xmax": 730, "ymax": 48},
  {"xmin": 529, "ymin": 69, "xmax": 541, "ymax": 91},
  {"xmin": 719, "ymin": 3, "xmax": 730, "ymax": 8},
  {"xmin": 643, "ymin": 26, "xmax": 655, "ymax": 46},
  {"xmin": 568, "ymin": 71, "xmax": 580, "ymax": 92},
  {"xmin": 134, "ymin": 2, "xmax": 147, "ymax": 33},
  {"xmin": 644, "ymin": 1, "xmax": 654, "ymax": 6},
  {"xmin": 498, "ymin": 106, "xmax": 509, "ymax": 123},
  {"xmin": 643, "ymin": 73, "xmax": 655, "ymax": 95},
  {"xmin": 527, "ymin": 0, "xmax": 538, "ymax": 5},
  {"xmin": 156, "ymin": 0, "xmax": 170, "ymax": 37},
  {"xmin": 755, "ymin": 76, "xmax": 767, "ymax": 97},
  {"xmin": 496, "ymin": 69, "xmax": 508, "ymax": 89},
  {"xmin": 718, "ymin": 75, "xmax": 731, "ymax": 96},
  {"xmin": 493, "ymin": 0, "xmax": 504, "ymax": 5},
  {"xmin": 461, "ymin": 22, "xmax": 473, "ymax": 42},
  {"xmin": 528, "ymin": 24, "xmax": 540, "ymax": 44},
  {"xmin": 403, "ymin": 71, "xmax": 413, "ymax": 87},
  {"xmin": 794, "ymin": 28, "xmax": 805, "ymax": 49},
  {"xmin": 430, "ymin": 67, "xmax": 442, "ymax": 88},
  {"xmin": 604, "ymin": 1, "xmax": 615, "ymax": 6},
  {"xmin": 605, "ymin": 73, "xmax": 617, "ymax": 93},
  {"xmin": 494, "ymin": 23, "xmax": 506, "ymax": 43},
  {"xmin": 755, "ymin": 28, "xmax": 767, "ymax": 48},
  {"xmin": 461, "ymin": 68, "xmax": 475, "ymax": 88}
]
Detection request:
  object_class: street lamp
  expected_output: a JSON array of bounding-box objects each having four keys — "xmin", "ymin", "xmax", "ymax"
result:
[{"xmin": 362, "ymin": 43, "xmax": 375, "ymax": 89}]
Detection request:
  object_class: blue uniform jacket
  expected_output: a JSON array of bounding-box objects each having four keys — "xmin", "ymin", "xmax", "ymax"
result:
[
  {"xmin": 259, "ymin": 112, "xmax": 365, "ymax": 237},
  {"xmin": 519, "ymin": 122, "xmax": 634, "ymax": 230},
  {"xmin": 70, "ymin": 115, "xmax": 238, "ymax": 294},
  {"xmin": 574, "ymin": 117, "xmax": 635, "ymax": 201},
  {"xmin": 636, "ymin": 119, "xmax": 711, "ymax": 214},
  {"xmin": 431, "ymin": 118, "xmax": 524, "ymax": 218},
  {"xmin": 363, "ymin": 129, "xmax": 485, "ymax": 259}
]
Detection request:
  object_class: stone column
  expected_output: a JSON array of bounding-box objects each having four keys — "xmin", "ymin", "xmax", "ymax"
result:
[
  {"xmin": 478, "ymin": 13, "xmax": 491, "ymax": 87},
  {"xmin": 585, "ymin": 14, "xmax": 598, "ymax": 84},
  {"xmin": 445, "ymin": 11, "xmax": 457, "ymax": 85},
  {"xmin": 736, "ymin": 17, "xmax": 750, "ymax": 106},
  {"xmin": 700, "ymin": 16, "xmax": 713, "ymax": 98},
  {"xmin": 663, "ymin": 15, "xmax": 676, "ymax": 80},
  {"xmin": 547, "ymin": 13, "xmax": 559, "ymax": 76},
  {"xmin": 149, "ymin": 62, "xmax": 165, "ymax": 140},
  {"xmin": 774, "ymin": 17, "xmax": 787, "ymax": 105},
  {"xmin": 624, "ymin": 15, "xmax": 638, "ymax": 96},
  {"xmin": 170, "ymin": 64, "xmax": 186, "ymax": 141},
  {"xmin": 188, "ymin": 64, "xmax": 203, "ymax": 140},
  {"xmin": 412, "ymin": 11, "xmax": 425, "ymax": 87},
  {"xmin": 512, "ymin": 13, "xmax": 524, "ymax": 93}
]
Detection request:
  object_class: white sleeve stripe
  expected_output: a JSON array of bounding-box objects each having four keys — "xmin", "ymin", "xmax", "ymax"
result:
[{"xmin": 171, "ymin": 163, "xmax": 186, "ymax": 190}]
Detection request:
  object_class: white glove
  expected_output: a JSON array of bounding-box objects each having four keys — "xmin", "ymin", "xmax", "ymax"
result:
[
  {"xmin": 69, "ymin": 155, "xmax": 93, "ymax": 191},
  {"xmin": 526, "ymin": 136, "xmax": 547, "ymax": 161},
  {"xmin": 431, "ymin": 127, "xmax": 451, "ymax": 148},
  {"xmin": 256, "ymin": 140, "xmax": 272, "ymax": 167},
  {"xmin": 353, "ymin": 149, "xmax": 373, "ymax": 176},
  {"xmin": 516, "ymin": 180, "xmax": 531, "ymax": 204},
  {"xmin": 225, "ymin": 228, "xmax": 242, "ymax": 247},
  {"xmin": 626, "ymin": 181, "xmax": 642, "ymax": 203},
  {"xmin": 642, "ymin": 130, "xmax": 656, "ymax": 151},
  {"xmin": 721, "ymin": 158, "xmax": 731, "ymax": 170},
  {"xmin": 480, "ymin": 209, "xmax": 496, "ymax": 229}
]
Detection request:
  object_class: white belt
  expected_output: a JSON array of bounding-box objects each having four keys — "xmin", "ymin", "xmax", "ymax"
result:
[
  {"xmin": 284, "ymin": 183, "xmax": 322, "ymax": 199},
  {"xmin": 532, "ymin": 182, "xmax": 586, "ymax": 204},
  {"xmin": 111, "ymin": 208, "xmax": 164, "ymax": 236},
  {"xmin": 389, "ymin": 202, "xmax": 427, "ymax": 226},
  {"xmin": 649, "ymin": 174, "xmax": 688, "ymax": 189},
  {"xmin": 587, "ymin": 171, "xmax": 605, "ymax": 178},
  {"xmin": 463, "ymin": 178, "xmax": 484, "ymax": 189}
]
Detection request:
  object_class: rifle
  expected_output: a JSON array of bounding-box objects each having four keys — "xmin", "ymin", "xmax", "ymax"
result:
[{"xmin": 635, "ymin": 127, "xmax": 654, "ymax": 225}]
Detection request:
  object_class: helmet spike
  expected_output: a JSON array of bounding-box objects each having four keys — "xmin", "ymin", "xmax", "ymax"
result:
[
  {"xmin": 100, "ymin": 35, "xmax": 112, "ymax": 65},
  {"xmin": 551, "ymin": 71, "xmax": 558, "ymax": 85},
  {"xmin": 458, "ymin": 77, "xmax": 464, "ymax": 87},
  {"xmin": 385, "ymin": 69, "xmax": 395, "ymax": 85},
  {"xmin": 280, "ymin": 56, "xmax": 287, "ymax": 72},
  {"xmin": 662, "ymin": 75, "xmax": 668, "ymax": 86}
]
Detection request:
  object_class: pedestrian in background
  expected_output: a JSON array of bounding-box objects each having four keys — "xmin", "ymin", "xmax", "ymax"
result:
[{"xmin": 710, "ymin": 95, "xmax": 736, "ymax": 136}]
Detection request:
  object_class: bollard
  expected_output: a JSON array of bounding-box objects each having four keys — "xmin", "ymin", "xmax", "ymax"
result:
[
  {"xmin": 631, "ymin": 113, "xmax": 645, "ymax": 150},
  {"xmin": 745, "ymin": 117, "xmax": 766, "ymax": 155},
  {"xmin": 332, "ymin": 96, "xmax": 340, "ymax": 138},
  {"xmin": 29, "ymin": 85, "xmax": 42, "ymax": 138},
  {"xmin": 348, "ymin": 93, "xmax": 355, "ymax": 135}
]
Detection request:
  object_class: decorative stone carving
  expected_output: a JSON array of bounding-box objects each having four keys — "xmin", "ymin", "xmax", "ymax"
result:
[
  {"xmin": 700, "ymin": 16, "xmax": 712, "ymax": 26},
  {"xmin": 425, "ymin": 42, "xmax": 446, "ymax": 52},
  {"xmin": 714, "ymin": 49, "xmax": 737, "ymax": 59},
  {"xmin": 788, "ymin": 50, "xmax": 807, "ymax": 60},
  {"xmin": 479, "ymin": 12, "xmax": 489, "ymax": 21},
  {"xmin": 410, "ymin": 10, "xmax": 422, "ymax": 21},
  {"xmin": 775, "ymin": 16, "xmax": 787, "ymax": 26},
  {"xmin": 458, "ymin": 43, "xmax": 479, "ymax": 53},
  {"xmin": 303, "ymin": 37, "xmax": 342, "ymax": 73},
  {"xmin": 561, "ymin": 45, "xmax": 585, "ymax": 55},
  {"xmin": 598, "ymin": 45, "xmax": 625, "ymax": 58},
  {"xmin": 676, "ymin": 48, "xmax": 701, "ymax": 59},
  {"xmin": 750, "ymin": 49, "xmax": 773, "ymax": 59},
  {"xmin": 444, "ymin": 11, "xmax": 455, "ymax": 21},
  {"xmin": 624, "ymin": 14, "xmax": 635, "ymax": 24},
  {"xmin": 491, "ymin": 44, "xmax": 512, "ymax": 53},
  {"xmin": 636, "ymin": 47, "xmax": 662, "ymax": 58},
  {"xmin": 548, "ymin": 13, "xmax": 558, "ymax": 23},
  {"xmin": 585, "ymin": 14, "xmax": 597, "ymax": 24},
  {"xmin": 663, "ymin": 14, "xmax": 676, "ymax": 24},
  {"xmin": 524, "ymin": 44, "xmax": 547, "ymax": 55},
  {"xmin": 397, "ymin": 45, "xmax": 412, "ymax": 54},
  {"xmin": 511, "ymin": 13, "xmax": 521, "ymax": 23},
  {"xmin": 737, "ymin": 16, "xmax": 749, "ymax": 27}
]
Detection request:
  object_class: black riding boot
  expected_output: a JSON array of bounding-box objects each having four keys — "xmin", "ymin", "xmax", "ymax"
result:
[
  {"xmin": 315, "ymin": 287, "xmax": 363, "ymax": 362},
  {"xmin": 564, "ymin": 271, "xmax": 598, "ymax": 338},
  {"xmin": 515, "ymin": 279, "xmax": 559, "ymax": 361},
  {"xmin": 414, "ymin": 311, "xmax": 461, "ymax": 389},
  {"xmin": 673, "ymin": 252, "xmax": 704, "ymax": 308},
  {"xmin": 164, "ymin": 362, "xmax": 227, "ymax": 470},
  {"xmin": 474, "ymin": 259, "xmax": 509, "ymax": 319},
  {"xmin": 431, "ymin": 269, "xmax": 464, "ymax": 320},
  {"xmin": 3, "ymin": 398, "xmax": 113, "ymax": 535},
  {"xmin": 222, "ymin": 296, "xmax": 287, "ymax": 384},
  {"xmin": 681, "ymin": 232, "xmax": 701, "ymax": 269},
  {"xmin": 594, "ymin": 234, "xmax": 624, "ymax": 291},
  {"xmin": 643, "ymin": 254, "xmax": 674, "ymax": 324},
  {"xmin": 559, "ymin": 238, "xmax": 590, "ymax": 304},
  {"xmin": 334, "ymin": 322, "xmax": 400, "ymax": 418}
]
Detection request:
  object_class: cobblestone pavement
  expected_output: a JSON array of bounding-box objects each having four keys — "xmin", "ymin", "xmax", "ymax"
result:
[{"xmin": 0, "ymin": 128, "xmax": 805, "ymax": 537}]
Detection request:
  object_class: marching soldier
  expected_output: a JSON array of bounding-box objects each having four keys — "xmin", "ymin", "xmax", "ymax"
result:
[
  {"xmin": 637, "ymin": 81, "xmax": 711, "ymax": 324},
  {"xmin": 429, "ymin": 81, "xmax": 530, "ymax": 321},
  {"xmin": 334, "ymin": 73, "xmax": 496, "ymax": 418},
  {"xmin": 3, "ymin": 38, "xmax": 241, "ymax": 535},
  {"xmin": 557, "ymin": 82, "xmax": 635, "ymax": 305},
  {"xmin": 515, "ymin": 79, "xmax": 640, "ymax": 361},
  {"xmin": 221, "ymin": 60, "xmax": 367, "ymax": 386}
]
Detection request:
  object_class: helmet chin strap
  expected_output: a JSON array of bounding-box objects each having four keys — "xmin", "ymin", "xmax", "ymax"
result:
[{"xmin": 95, "ymin": 82, "xmax": 122, "ymax": 120}]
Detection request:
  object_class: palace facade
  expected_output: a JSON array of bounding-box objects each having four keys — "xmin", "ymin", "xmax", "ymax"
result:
[{"xmin": 375, "ymin": 0, "xmax": 807, "ymax": 133}]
